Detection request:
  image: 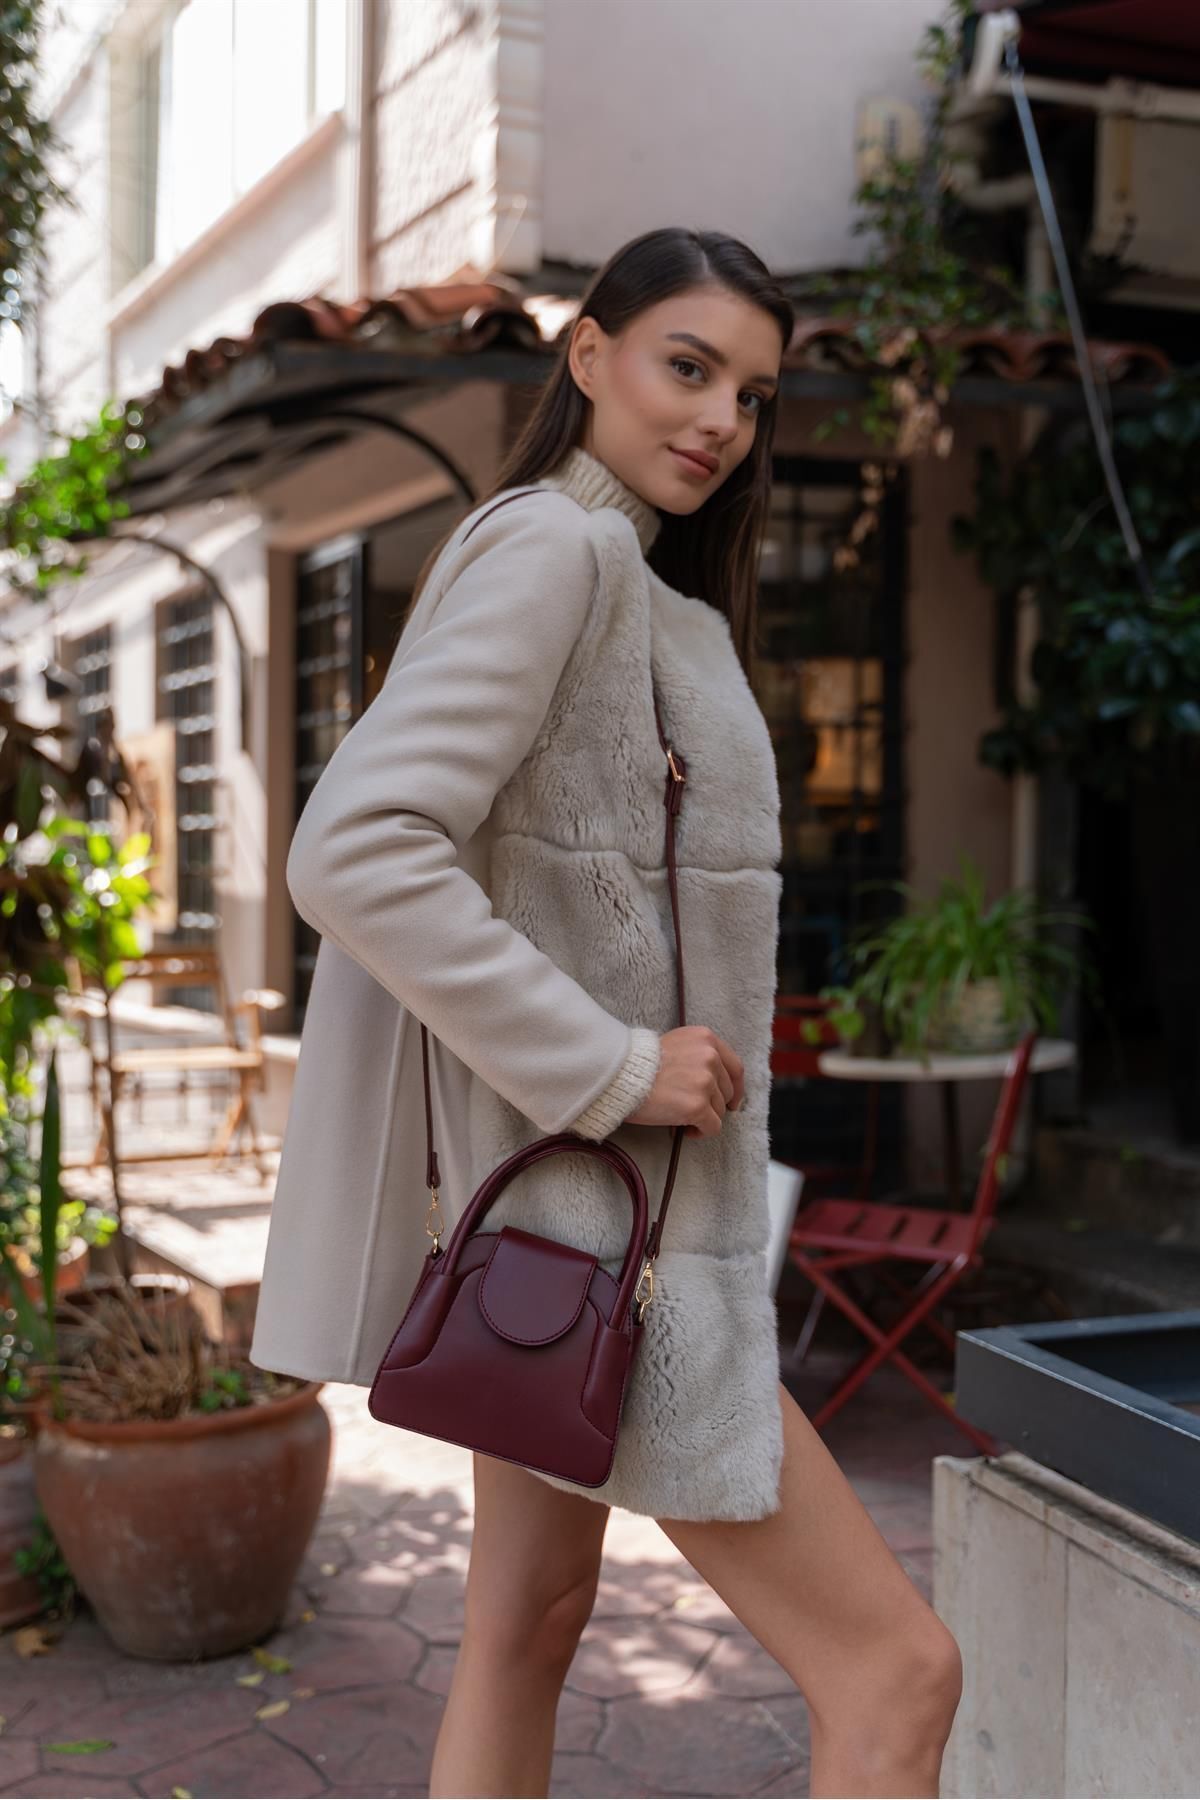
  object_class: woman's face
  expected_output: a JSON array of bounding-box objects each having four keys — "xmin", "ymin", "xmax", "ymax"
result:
[{"xmin": 568, "ymin": 283, "xmax": 785, "ymax": 515}]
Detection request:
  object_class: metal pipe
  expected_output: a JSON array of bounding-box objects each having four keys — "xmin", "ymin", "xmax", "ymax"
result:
[{"xmin": 967, "ymin": 10, "xmax": 1200, "ymax": 122}]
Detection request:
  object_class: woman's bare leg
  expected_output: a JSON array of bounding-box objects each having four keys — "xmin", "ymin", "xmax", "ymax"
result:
[
  {"xmin": 657, "ymin": 1381, "xmax": 963, "ymax": 1800},
  {"xmin": 428, "ymin": 1452, "xmax": 610, "ymax": 1799}
]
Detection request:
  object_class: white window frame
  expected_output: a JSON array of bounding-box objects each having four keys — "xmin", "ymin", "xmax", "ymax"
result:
[{"xmin": 115, "ymin": 0, "xmax": 345, "ymax": 287}]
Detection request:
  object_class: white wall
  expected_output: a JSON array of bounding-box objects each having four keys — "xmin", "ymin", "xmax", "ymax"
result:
[
  {"xmin": 35, "ymin": 42, "xmax": 112, "ymax": 430},
  {"xmin": 541, "ymin": 0, "xmax": 944, "ymax": 273},
  {"xmin": 109, "ymin": 127, "xmax": 346, "ymax": 400},
  {"xmin": 370, "ymin": 0, "xmax": 498, "ymax": 286}
]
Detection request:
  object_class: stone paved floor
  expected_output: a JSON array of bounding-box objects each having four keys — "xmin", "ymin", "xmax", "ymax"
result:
[{"xmin": 3, "ymin": 1350, "xmax": 964, "ymax": 1799}]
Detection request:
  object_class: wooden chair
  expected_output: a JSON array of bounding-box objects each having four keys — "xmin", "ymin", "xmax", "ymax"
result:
[
  {"xmin": 63, "ymin": 948, "xmax": 285, "ymax": 1179},
  {"xmin": 783, "ymin": 1032, "xmax": 1039, "ymax": 1454}
]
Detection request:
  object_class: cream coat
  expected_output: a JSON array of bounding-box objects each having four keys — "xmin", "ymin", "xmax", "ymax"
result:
[{"xmin": 250, "ymin": 446, "xmax": 785, "ymax": 1521}]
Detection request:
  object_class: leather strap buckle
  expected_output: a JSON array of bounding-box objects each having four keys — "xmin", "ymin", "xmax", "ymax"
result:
[{"xmin": 425, "ymin": 1185, "xmax": 444, "ymax": 1255}]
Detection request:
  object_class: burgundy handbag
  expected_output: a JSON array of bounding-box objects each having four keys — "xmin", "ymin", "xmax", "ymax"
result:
[{"xmin": 367, "ymin": 488, "xmax": 689, "ymax": 1487}]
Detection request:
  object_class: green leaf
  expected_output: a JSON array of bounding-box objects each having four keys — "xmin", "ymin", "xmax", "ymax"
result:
[
  {"xmin": 44, "ymin": 1740, "xmax": 115, "ymax": 1755},
  {"xmin": 37, "ymin": 1047, "xmax": 63, "ymax": 1362},
  {"xmin": 0, "ymin": 1244, "xmax": 53, "ymax": 1359}
]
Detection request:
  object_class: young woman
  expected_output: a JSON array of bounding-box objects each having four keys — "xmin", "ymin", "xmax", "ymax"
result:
[{"xmin": 251, "ymin": 227, "xmax": 962, "ymax": 1799}]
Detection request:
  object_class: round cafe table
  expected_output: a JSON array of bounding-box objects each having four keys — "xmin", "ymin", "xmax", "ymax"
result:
[{"xmin": 816, "ymin": 1039, "xmax": 1076, "ymax": 1210}]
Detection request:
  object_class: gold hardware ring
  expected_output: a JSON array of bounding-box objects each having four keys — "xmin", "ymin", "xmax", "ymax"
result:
[{"xmin": 425, "ymin": 1185, "xmax": 444, "ymax": 1253}]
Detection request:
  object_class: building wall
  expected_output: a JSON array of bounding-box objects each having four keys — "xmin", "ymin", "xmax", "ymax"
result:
[
  {"xmin": 108, "ymin": 122, "xmax": 346, "ymax": 401},
  {"xmin": 33, "ymin": 40, "xmax": 112, "ymax": 429},
  {"xmin": 540, "ymin": 0, "xmax": 943, "ymax": 274},
  {"xmin": 371, "ymin": 0, "xmax": 498, "ymax": 287}
]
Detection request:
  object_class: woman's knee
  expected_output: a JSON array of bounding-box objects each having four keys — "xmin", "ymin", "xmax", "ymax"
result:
[
  {"xmin": 845, "ymin": 1612, "xmax": 964, "ymax": 1764},
  {"xmin": 462, "ymin": 1562, "xmax": 601, "ymax": 1674},
  {"xmin": 813, "ymin": 1607, "xmax": 963, "ymax": 1761},
  {"xmin": 904, "ymin": 1613, "xmax": 963, "ymax": 1728}
]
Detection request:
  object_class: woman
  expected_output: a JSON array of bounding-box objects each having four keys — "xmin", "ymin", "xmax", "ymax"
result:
[{"xmin": 251, "ymin": 227, "xmax": 962, "ymax": 1798}]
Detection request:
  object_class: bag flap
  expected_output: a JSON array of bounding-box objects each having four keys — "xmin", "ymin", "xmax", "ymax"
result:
[{"xmin": 478, "ymin": 1226, "xmax": 597, "ymax": 1346}]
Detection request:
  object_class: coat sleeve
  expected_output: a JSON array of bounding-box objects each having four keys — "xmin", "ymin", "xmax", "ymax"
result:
[{"xmin": 285, "ymin": 489, "xmax": 657, "ymax": 1137}]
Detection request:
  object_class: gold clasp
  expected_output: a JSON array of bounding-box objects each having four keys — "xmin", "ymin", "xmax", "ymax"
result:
[
  {"xmin": 634, "ymin": 1260, "xmax": 655, "ymax": 1323},
  {"xmin": 666, "ymin": 747, "xmax": 685, "ymax": 783},
  {"xmin": 425, "ymin": 1185, "xmax": 444, "ymax": 1255}
]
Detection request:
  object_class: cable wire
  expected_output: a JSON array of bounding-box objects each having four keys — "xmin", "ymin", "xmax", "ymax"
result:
[{"xmin": 1002, "ymin": 33, "xmax": 1157, "ymax": 604}]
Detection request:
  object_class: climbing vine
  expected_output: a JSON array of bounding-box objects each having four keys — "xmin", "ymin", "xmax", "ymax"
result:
[
  {"xmin": 1, "ymin": 1, "xmax": 73, "ymax": 339},
  {"xmin": 797, "ymin": 0, "xmax": 1061, "ymax": 571}
]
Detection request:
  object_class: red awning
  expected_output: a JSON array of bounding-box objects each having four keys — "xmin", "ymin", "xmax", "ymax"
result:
[{"xmin": 976, "ymin": 0, "xmax": 1200, "ymax": 88}]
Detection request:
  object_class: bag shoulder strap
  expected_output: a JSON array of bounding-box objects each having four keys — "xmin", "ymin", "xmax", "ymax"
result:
[{"xmin": 459, "ymin": 485, "xmax": 546, "ymax": 546}]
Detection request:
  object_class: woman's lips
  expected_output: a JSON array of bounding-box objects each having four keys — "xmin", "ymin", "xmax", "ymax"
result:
[{"xmin": 670, "ymin": 447, "xmax": 716, "ymax": 478}]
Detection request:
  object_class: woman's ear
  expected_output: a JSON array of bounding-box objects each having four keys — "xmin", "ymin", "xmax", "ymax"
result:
[{"xmin": 568, "ymin": 316, "xmax": 607, "ymax": 401}]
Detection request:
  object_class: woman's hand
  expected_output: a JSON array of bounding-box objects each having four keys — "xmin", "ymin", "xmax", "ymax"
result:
[{"xmin": 625, "ymin": 1025, "xmax": 745, "ymax": 1138}]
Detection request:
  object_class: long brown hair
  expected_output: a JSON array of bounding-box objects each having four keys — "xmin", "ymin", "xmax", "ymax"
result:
[{"xmin": 407, "ymin": 227, "xmax": 794, "ymax": 675}]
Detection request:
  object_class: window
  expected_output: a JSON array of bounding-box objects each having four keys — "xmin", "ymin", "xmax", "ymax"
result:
[
  {"xmin": 124, "ymin": 0, "xmax": 346, "ymax": 278},
  {"xmin": 290, "ymin": 497, "xmax": 461, "ymax": 1017},
  {"xmin": 69, "ymin": 625, "xmax": 115, "ymax": 824},
  {"xmin": 73, "ymin": 626, "xmax": 114, "ymax": 727},
  {"xmin": 755, "ymin": 458, "xmax": 906, "ymax": 986},
  {"xmin": 0, "ymin": 322, "xmax": 25, "ymax": 426},
  {"xmin": 755, "ymin": 457, "xmax": 908, "ymax": 1183},
  {"xmin": 156, "ymin": 589, "xmax": 220, "ymax": 1007},
  {"xmin": 292, "ymin": 537, "xmax": 361, "ymax": 1017}
]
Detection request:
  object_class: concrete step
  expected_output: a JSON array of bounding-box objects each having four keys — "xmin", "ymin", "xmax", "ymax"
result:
[
  {"xmin": 987, "ymin": 1208, "xmax": 1200, "ymax": 1317},
  {"xmin": 1032, "ymin": 1123, "xmax": 1200, "ymax": 1250},
  {"xmin": 67, "ymin": 1150, "xmax": 279, "ymax": 1352}
]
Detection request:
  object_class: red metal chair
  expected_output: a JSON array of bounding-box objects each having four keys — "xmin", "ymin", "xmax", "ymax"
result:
[
  {"xmin": 770, "ymin": 994, "xmax": 880, "ymax": 1202},
  {"xmin": 784, "ymin": 1031, "xmax": 1038, "ymax": 1454}
]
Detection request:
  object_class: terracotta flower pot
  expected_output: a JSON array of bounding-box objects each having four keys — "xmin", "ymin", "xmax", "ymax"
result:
[
  {"xmin": 0, "ymin": 1437, "xmax": 47, "ymax": 1629},
  {"xmin": 32, "ymin": 1382, "xmax": 331, "ymax": 1660}
]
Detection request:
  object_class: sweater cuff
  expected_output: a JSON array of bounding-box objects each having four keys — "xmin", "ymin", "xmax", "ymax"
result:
[{"xmin": 568, "ymin": 1028, "xmax": 662, "ymax": 1141}]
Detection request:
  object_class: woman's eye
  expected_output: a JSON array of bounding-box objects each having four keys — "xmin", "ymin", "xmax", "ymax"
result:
[{"xmin": 669, "ymin": 357, "xmax": 764, "ymax": 415}]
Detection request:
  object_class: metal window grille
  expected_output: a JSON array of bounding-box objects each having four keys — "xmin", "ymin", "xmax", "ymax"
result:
[
  {"xmin": 74, "ymin": 625, "xmax": 114, "ymax": 722},
  {"xmin": 292, "ymin": 539, "xmax": 362, "ymax": 1017},
  {"xmin": 756, "ymin": 456, "xmax": 908, "ymax": 1182},
  {"xmin": 155, "ymin": 588, "xmax": 219, "ymax": 1010},
  {"xmin": 71, "ymin": 626, "xmax": 115, "ymax": 825}
]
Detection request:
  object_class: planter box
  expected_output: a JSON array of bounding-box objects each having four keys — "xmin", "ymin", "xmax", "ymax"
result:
[
  {"xmin": 934, "ymin": 1451, "xmax": 1200, "ymax": 1798},
  {"xmin": 953, "ymin": 1309, "xmax": 1200, "ymax": 1542},
  {"xmin": 934, "ymin": 1310, "xmax": 1200, "ymax": 1796}
]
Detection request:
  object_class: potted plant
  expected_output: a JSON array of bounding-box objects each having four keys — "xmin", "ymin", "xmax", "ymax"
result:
[
  {"xmin": 0, "ymin": 799, "xmax": 156, "ymax": 1627},
  {"xmin": 0, "ymin": 718, "xmax": 331, "ymax": 1658},
  {"xmin": 11, "ymin": 1049, "xmax": 331, "ymax": 1662},
  {"xmin": 844, "ymin": 856, "xmax": 1091, "ymax": 1056},
  {"xmin": 27, "ymin": 1275, "xmax": 331, "ymax": 1661}
]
